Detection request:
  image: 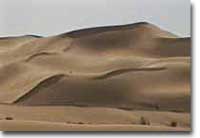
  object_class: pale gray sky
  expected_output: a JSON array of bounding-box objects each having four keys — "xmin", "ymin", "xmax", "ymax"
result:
[{"xmin": 0, "ymin": 0, "xmax": 190, "ymax": 37}]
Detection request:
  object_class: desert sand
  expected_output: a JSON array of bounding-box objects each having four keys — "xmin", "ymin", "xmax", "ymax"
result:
[{"xmin": 0, "ymin": 22, "xmax": 191, "ymax": 131}]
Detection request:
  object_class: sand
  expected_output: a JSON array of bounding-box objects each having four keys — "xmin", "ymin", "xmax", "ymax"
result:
[{"xmin": 0, "ymin": 22, "xmax": 191, "ymax": 131}]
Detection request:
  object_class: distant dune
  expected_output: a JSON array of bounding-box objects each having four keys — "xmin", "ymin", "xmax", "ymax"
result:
[{"xmin": 0, "ymin": 22, "xmax": 191, "ymax": 131}]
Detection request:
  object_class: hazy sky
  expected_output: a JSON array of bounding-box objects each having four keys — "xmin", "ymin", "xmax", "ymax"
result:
[{"xmin": 0, "ymin": 0, "xmax": 190, "ymax": 37}]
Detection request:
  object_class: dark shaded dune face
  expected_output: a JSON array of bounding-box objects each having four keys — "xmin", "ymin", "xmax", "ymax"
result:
[
  {"xmin": 73, "ymin": 30, "xmax": 134, "ymax": 51},
  {"xmin": 150, "ymin": 38, "xmax": 191, "ymax": 57},
  {"xmin": 71, "ymin": 35, "xmax": 190, "ymax": 58},
  {"xmin": 58, "ymin": 23, "xmax": 189, "ymax": 58}
]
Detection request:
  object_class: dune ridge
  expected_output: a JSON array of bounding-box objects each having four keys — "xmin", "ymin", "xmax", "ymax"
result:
[{"xmin": 60, "ymin": 22, "xmax": 176, "ymax": 38}]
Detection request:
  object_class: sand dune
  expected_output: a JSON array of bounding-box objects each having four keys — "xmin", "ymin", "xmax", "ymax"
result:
[
  {"xmin": 0, "ymin": 56, "xmax": 190, "ymax": 112},
  {"xmin": 0, "ymin": 22, "xmax": 191, "ymax": 131},
  {"xmin": 13, "ymin": 58, "xmax": 190, "ymax": 112}
]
